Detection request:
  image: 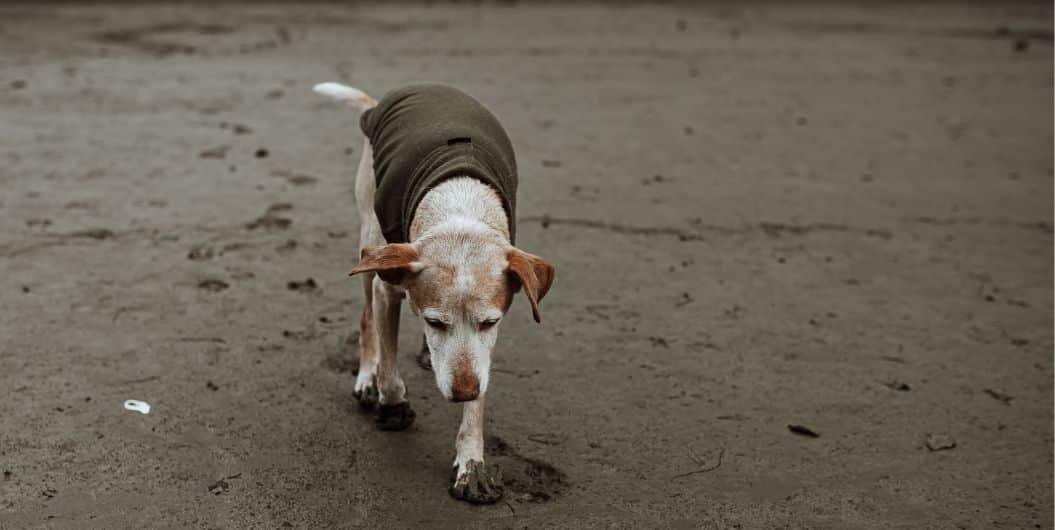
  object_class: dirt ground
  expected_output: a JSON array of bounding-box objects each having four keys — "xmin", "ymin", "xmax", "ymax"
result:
[{"xmin": 1, "ymin": 2, "xmax": 1052, "ymax": 528}]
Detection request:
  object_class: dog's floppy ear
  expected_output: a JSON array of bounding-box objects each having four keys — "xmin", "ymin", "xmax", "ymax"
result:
[
  {"xmin": 350, "ymin": 244, "xmax": 423, "ymax": 285},
  {"xmin": 507, "ymin": 248, "xmax": 555, "ymax": 323}
]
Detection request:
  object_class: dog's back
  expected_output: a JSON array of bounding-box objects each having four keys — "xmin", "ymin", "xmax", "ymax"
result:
[{"xmin": 359, "ymin": 84, "xmax": 519, "ymax": 245}]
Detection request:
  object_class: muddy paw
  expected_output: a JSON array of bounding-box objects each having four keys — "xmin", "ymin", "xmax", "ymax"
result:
[
  {"xmin": 375, "ymin": 401, "xmax": 416, "ymax": 431},
  {"xmin": 353, "ymin": 383, "xmax": 378, "ymax": 410},
  {"xmin": 449, "ymin": 460, "xmax": 504, "ymax": 504},
  {"xmin": 416, "ymin": 335, "xmax": 432, "ymax": 371}
]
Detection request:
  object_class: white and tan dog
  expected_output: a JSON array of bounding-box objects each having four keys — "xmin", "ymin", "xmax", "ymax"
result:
[{"xmin": 314, "ymin": 82, "xmax": 555, "ymax": 503}]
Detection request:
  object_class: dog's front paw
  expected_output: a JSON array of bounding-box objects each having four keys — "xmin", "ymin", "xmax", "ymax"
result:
[
  {"xmin": 449, "ymin": 460, "xmax": 504, "ymax": 504},
  {"xmin": 353, "ymin": 374, "xmax": 378, "ymax": 410},
  {"xmin": 375, "ymin": 401, "xmax": 416, "ymax": 431}
]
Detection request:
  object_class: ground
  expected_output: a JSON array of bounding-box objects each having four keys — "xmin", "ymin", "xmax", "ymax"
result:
[{"xmin": 0, "ymin": 2, "xmax": 1052, "ymax": 528}]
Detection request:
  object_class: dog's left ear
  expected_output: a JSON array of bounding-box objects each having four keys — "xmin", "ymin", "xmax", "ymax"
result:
[
  {"xmin": 507, "ymin": 248, "xmax": 555, "ymax": 323},
  {"xmin": 350, "ymin": 243, "xmax": 423, "ymax": 285}
]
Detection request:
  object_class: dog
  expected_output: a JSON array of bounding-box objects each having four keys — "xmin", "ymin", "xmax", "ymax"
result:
[{"xmin": 314, "ymin": 82, "xmax": 555, "ymax": 503}]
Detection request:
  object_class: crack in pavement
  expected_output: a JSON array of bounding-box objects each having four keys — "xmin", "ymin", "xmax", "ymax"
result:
[
  {"xmin": 523, "ymin": 214, "xmax": 1054, "ymax": 241},
  {"xmin": 0, "ymin": 218, "xmax": 281, "ymax": 258},
  {"xmin": 908, "ymin": 216, "xmax": 1053, "ymax": 234},
  {"xmin": 4, "ymin": 213, "xmax": 1046, "ymax": 259},
  {"xmin": 521, "ymin": 215, "xmax": 892, "ymax": 241}
]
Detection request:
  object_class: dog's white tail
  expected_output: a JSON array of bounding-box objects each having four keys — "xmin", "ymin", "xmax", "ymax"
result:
[{"xmin": 313, "ymin": 82, "xmax": 377, "ymax": 111}]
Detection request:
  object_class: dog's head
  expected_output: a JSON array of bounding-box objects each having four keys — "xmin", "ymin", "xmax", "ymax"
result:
[{"xmin": 349, "ymin": 233, "xmax": 554, "ymax": 402}]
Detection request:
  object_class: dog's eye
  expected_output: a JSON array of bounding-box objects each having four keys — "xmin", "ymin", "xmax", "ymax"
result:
[
  {"xmin": 425, "ymin": 318, "xmax": 448, "ymax": 331},
  {"xmin": 479, "ymin": 318, "xmax": 500, "ymax": 330}
]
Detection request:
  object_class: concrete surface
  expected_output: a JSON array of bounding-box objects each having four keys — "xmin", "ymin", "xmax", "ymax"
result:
[{"xmin": 0, "ymin": 2, "xmax": 1052, "ymax": 528}]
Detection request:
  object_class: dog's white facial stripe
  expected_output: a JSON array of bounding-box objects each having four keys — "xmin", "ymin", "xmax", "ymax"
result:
[
  {"xmin": 430, "ymin": 338, "xmax": 454, "ymax": 399},
  {"xmin": 455, "ymin": 267, "xmax": 475, "ymax": 294}
]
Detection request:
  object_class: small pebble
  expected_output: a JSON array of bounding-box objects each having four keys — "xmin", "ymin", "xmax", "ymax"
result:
[{"xmin": 925, "ymin": 433, "xmax": 956, "ymax": 451}]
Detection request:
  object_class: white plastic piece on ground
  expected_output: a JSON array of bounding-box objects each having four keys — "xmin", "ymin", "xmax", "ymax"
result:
[{"xmin": 123, "ymin": 399, "xmax": 151, "ymax": 415}]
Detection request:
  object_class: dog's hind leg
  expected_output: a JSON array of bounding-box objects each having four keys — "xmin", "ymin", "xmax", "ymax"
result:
[
  {"xmin": 352, "ymin": 272, "xmax": 379, "ymax": 407},
  {"xmin": 352, "ymin": 140, "xmax": 383, "ymax": 408}
]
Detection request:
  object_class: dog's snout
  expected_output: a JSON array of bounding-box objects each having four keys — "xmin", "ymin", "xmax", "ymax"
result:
[
  {"xmin": 450, "ymin": 362, "xmax": 480, "ymax": 402},
  {"xmin": 451, "ymin": 376, "xmax": 479, "ymax": 402}
]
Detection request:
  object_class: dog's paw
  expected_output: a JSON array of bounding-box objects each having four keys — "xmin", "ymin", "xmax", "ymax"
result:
[
  {"xmin": 416, "ymin": 335, "xmax": 432, "ymax": 371},
  {"xmin": 375, "ymin": 401, "xmax": 416, "ymax": 431},
  {"xmin": 353, "ymin": 377, "xmax": 378, "ymax": 410},
  {"xmin": 449, "ymin": 460, "xmax": 504, "ymax": 504}
]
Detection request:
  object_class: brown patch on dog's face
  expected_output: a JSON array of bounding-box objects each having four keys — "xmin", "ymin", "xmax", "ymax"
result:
[
  {"xmin": 405, "ymin": 262, "xmax": 453, "ymax": 310},
  {"xmin": 488, "ymin": 271, "xmax": 515, "ymax": 313}
]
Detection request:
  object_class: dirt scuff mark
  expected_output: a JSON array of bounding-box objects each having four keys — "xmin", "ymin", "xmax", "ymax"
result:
[
  {"xmin": 246, "ymin": 203, "xmax": 293, "ymax": 231},
  {"xmin": 486, "ymin": 434, "xmax": 568, "ymax": 503}
]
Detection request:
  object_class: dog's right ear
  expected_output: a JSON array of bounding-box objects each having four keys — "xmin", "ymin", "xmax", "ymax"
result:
[{"xmin": 349, "ymin": 244, "xmax": 423, "ymax": 284}]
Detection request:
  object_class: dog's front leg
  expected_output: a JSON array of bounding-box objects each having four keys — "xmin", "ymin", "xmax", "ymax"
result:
[
  {"xmin": 449, "ymin": 397, "xmax": 504, "ymax": 503},
  {"xmin": 371, "ymin": 277, "xmax": 415, "ymax": 431}
]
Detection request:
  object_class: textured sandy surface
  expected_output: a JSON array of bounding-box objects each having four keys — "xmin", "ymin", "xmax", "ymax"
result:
[{"xmin": 0, "ymin": 2, "xmax": 1052, "ymax": 528}]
